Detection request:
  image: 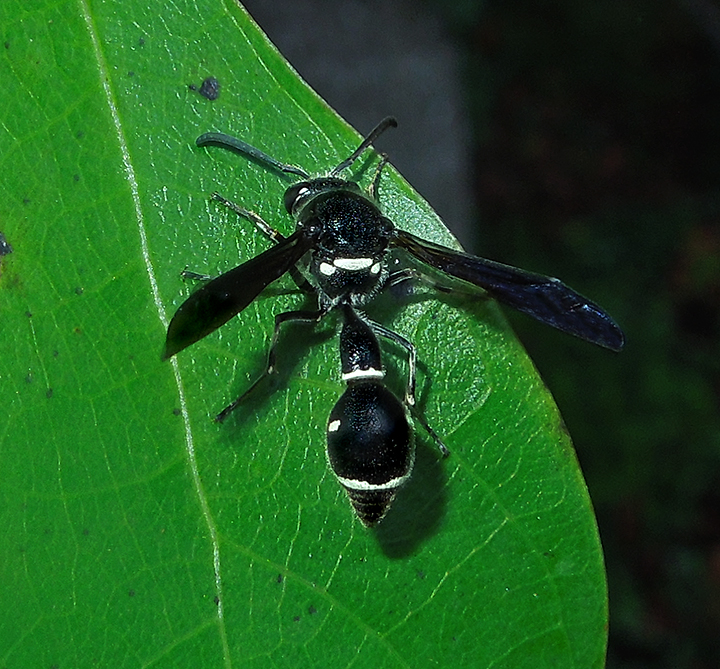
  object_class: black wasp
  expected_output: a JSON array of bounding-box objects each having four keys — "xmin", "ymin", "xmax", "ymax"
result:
[{"xmin": 163, "ymin": 117, "xmax": 624, "ymax": 527}]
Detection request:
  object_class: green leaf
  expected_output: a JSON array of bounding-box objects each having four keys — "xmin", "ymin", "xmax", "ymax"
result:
[{"xmin": 0, "ymin": 1, "xmax": 607, "ymax": 667}]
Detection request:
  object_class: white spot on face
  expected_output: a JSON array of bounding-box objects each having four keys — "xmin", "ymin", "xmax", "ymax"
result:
[
  {"xmin": 341, "ymin": 368, "xmax": 384, "ymax": 381},
  {"xmin": 328, "ymin": 419, "xmax": 341, "ymax": 433},
  {"xmin": 319, "ymin": 262, "xmax": 336, "ymax": 276},
  {"xmin": 297, "ymin": 187, "xmax": 310, "ymax": 198},
  {"xmin": 333, "ymin": 257, "xmax": 374, "ymax": 271}
]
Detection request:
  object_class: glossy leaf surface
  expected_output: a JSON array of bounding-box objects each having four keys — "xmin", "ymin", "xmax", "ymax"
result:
[{"xmin": 0, "ymin": 1, "xmax": 607, "ymax": 666}]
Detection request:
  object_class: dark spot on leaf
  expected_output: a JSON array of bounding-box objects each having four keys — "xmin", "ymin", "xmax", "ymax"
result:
[
  {"xmin": 75, "ymin": 286, "xmax": 83, "ymax": 295},
  {"xmin": 25, "ymin": 373, "xmax": 32, "ymax": 384},
  {"xmin": 293, "ymin": 615, "xmax": 300, "ymax": 622},
  {"xmin": 172, "ymin": 408, "xmax": 181, "ymax": 416},
  {"xmin": 46, "ymin": 388, "xmax": 53, "ymax": 399},
  {"xmin": 416, "ymin": 570, "xmax": 426, "ymax": 580},
  {"xmin": 23, "ymin": 198, "xmax": 30, "ymax": 205},
  {"xmin": 73, "ymin": 174, "xmax": 80, "ymax": 182},
  {"xmin": 128, "ymin": 589, "xmax": 135, "ymax": 597},
  {"xmin": 0, "ymin": 232, "xmax": 12, "ymax": 256},
  {"xmin": 25, "ymin": 311, "xmax": 32, "ymax": 318},
  {"xmin": 276, "ymin": 574, "xmax": 283, "ymax": 584},
  {"xmin": 53, "ymin": 350, "xmax": 59, "ymax": 357},
  {"xmin": 138, "ymin": 37, "xmax": 145, "ymax": 46},
  {"xmin": 128, "ymin": 71, "xmax": 134, "ymax": 77},
  {"xmin": 73, "ymin": 327, "xmax": 82, "ymax": 335},
  {"xmin": 199, "ymin": 76, "xmax": 220, "ymax": 101},
  {"xmin": 4, "ymin": 41, "xmax": 9, "ymax": 49},
  {"xmin": 214, "ymin": 596, "xmax": 220, "ymax": 605},
  {"xmin": 308, "ymin": 605, "xmax": 317, "ymax": 615}
]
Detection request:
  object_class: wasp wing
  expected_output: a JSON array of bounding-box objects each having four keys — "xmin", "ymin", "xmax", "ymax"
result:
[
  {"xmin": 163, "ymin": 229, "xmax": 314, "ymax": 360},
  {"xmin": 393, "ymin": 229, "xmax": 624, "ymax": 351}
]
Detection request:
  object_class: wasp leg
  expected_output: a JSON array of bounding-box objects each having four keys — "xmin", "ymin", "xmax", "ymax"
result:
[
  {"xmin": 215, "ymin": 307, "xmax": 327, "ymax": 423},
  {"xmin": 211, "ymin": 191, "xmax": 313, "ymax": 293},
  {"xmin": 366, "ymin": 318, "xmax": 449, "ymax": 457}
]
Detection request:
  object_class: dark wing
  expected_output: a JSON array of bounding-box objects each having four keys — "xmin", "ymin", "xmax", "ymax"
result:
[
  {"xmin": 163, "ymin": 229, "xmax": 314, "ymax": 360},
  {"xmin": 392, "ymin": 229, "xmax": 624, "ymax": 351}
]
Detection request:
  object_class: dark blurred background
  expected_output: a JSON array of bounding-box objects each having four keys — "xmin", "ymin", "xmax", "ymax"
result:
[{"xmin": 242, "ymin": 0, "xmax": 720, "ymax": 665}]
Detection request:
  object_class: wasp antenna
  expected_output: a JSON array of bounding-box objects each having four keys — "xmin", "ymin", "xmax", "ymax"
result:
[
  {"xmin": 331, "ymin": 117, "xmax": 398, "ymax": 176},
  {"xmin": 196, "ymin": 132, "xmax": 310, "ymax": 179}
]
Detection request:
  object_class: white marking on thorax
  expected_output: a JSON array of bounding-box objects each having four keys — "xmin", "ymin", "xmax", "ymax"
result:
[
  {"xmin": 333, "ymin": 257, "xmax": 374, "ymax": 271},
  {"xmin": 319, "ymin": 262, "xmax": 337, "ymax": 276},
  {"xmin": 328, "ymin": 419, "xmax": 341, "ymax": 433},
  {"xmin": 341, "ymin": 368, "xmax": 384, "ymax": 382}
]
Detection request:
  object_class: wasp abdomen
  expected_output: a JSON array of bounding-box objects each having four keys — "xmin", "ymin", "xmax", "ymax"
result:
[{"xmin": 327, "ymin": 381, "xmax": 414, "ymax": 526}]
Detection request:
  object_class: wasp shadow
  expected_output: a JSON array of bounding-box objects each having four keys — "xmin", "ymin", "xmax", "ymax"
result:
[
  {"xmin": 214, "ymin": 299, "xmax": 337, "ymax": 439},
  {"xmin": 373, "ymin": 434, "xmax": 448, "ymax": 557}
]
